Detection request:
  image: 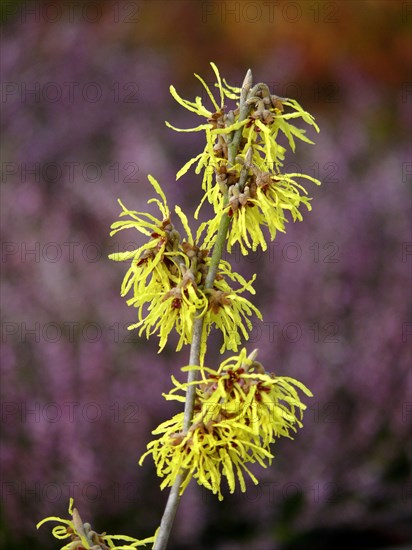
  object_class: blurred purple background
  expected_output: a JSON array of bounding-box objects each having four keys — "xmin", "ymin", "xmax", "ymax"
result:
[{"xmin": 1, "ymin": 1, "xmax": 411, "ymax": 549}]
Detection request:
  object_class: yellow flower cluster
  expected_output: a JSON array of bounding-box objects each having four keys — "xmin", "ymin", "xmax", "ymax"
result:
[
  {"xmin": 107, "ymin": 64, "xmax": 317, "ymax": 505},
  {"xmin": 36, "ymin": 498, "xmax": 155, "ymax": 549},
  {"xmin": 140, "ymin": 349, "xmax": 312, "ymax": 500},
  {"xmin": 39, "ymin": 64, "xmax": 319, "ymax": 545},
  {"xmin": 109, "ymin": 177, "xmax": 261, "ymax": 358},
  {"xmin": 168, "ymin": 63, "xmax": 321, "ymax": 254}
]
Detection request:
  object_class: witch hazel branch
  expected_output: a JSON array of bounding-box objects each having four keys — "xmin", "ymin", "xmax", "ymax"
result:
[{"xmin": 37, "ymin": 63, "xmax": 320, "ymax": 550}]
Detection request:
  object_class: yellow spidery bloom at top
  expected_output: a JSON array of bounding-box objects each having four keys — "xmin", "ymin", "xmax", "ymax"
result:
[
  {"xmin": 37, "ymin": 498, "xmax": 155, "ymax": 549},
  {"xmin": 166, "ymin": 62, "xmax": 246, "ymax": 203},
  {"xmin": 168, "ymin": 63, "xmax": 321, "ymax": 255},
  {"xmin": 140, "ymin": 349, "xmax": 312, "ymax": 500}
]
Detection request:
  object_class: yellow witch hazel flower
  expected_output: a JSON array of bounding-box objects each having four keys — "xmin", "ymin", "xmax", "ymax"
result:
[
  {"xmin": 166, "ymin": 62, "xmax": 245, "ymax": 201},
  {"xmin": 127, "ymin": 266, "xmax": 208, "ymax": 353},
  {"xmin": 140, "ymin": 349, "xmax": 312, "ymax": 501},
  {"xmin": 168, "ymin": 63, "xmax": 321, "ymax": 255},
  {"xmin": 203, "ymin": 259, "xmax": 262, "ymax": 354},
  {"xmin": 203, "ymin": 160, "xmax": 320, "ymax": 254},
  {"xmin": 109, "ymin": 177, "xmax": 261, "ymax": 357},
  {"xmin": 36, "ymin": 498, "xmax": 155, "ymax": 549},
  {"xmin": 109, "ymin": 175, "xmax": 181, "ymax": 298},
  {"xmin": 109, "ymin": 177, "xmax": 209, "ymax": 353}
]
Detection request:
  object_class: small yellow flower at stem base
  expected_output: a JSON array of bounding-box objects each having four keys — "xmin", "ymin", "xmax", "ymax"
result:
[{"xmin": 36, "ymin": 498, "xmax": 155, "ymax": 549}]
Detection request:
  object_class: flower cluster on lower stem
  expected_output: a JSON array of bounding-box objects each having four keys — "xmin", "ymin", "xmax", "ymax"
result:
[{"xmin": 140, "ymin": 349, "xmax": 312, "ymax": 500}]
